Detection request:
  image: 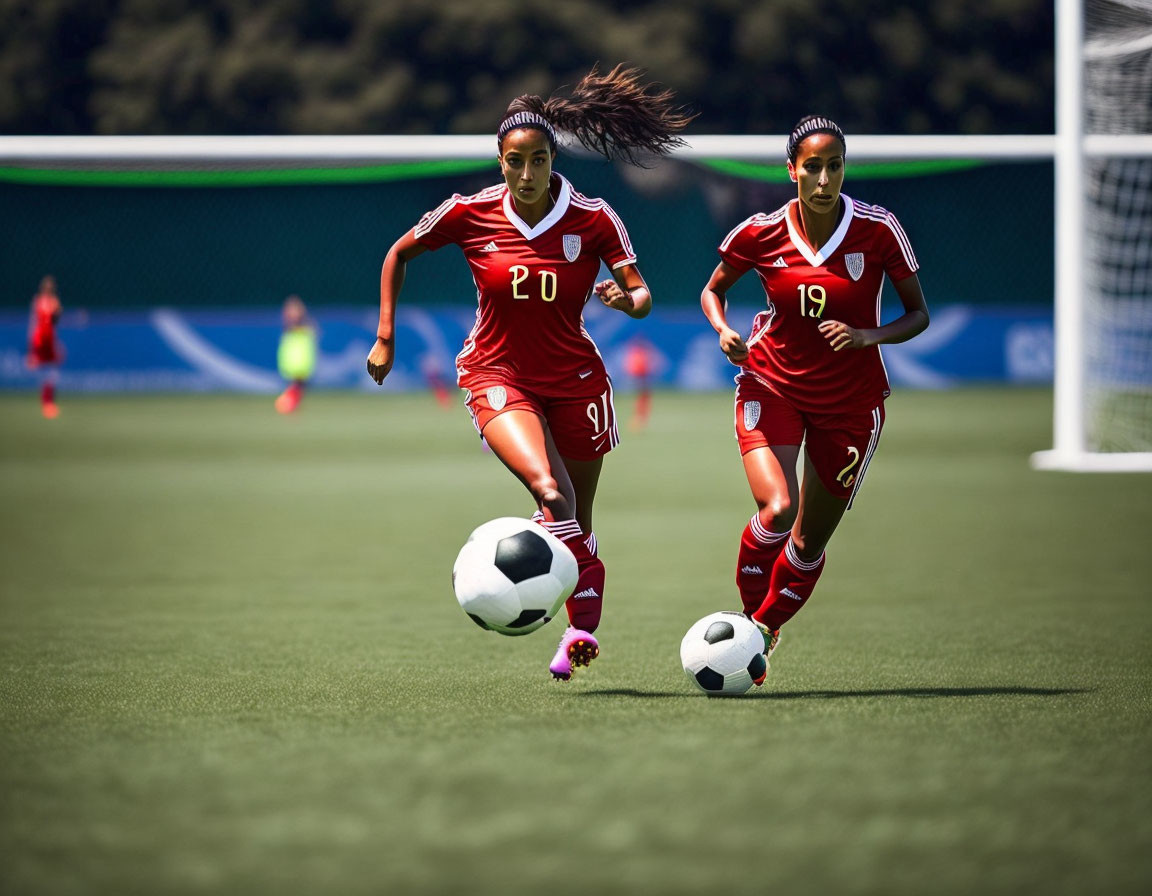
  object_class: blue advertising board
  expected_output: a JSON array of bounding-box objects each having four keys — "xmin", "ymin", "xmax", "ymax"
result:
[{"xmin": 1, "ymin": 303, "xmax": 1053, "ymax": 393}]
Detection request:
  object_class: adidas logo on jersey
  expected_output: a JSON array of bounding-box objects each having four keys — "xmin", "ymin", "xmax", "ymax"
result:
[
  {"xmin": 780, "ymin": 587, "xmax": 803, "ymax": 601},
  {"xmin": 480, "ymin": 241, "xmax": 499, "ymax": 252},
  {"xmin": 571, "ymin": 588, "xmax": 600, "ymax": 600},
  {"xmin": 772, "ymin": 257, "xmax": 788, "ymax": 267},
  {"xmin": 740, "ymin": 565, "xmax": 764, "ymax": 575}
]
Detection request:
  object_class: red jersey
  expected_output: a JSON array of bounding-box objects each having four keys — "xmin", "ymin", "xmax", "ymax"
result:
[
  {"xmin": 413, "ymin": 173, "xmax": 636, "ymax": 392},
  {"xmin": 29, "ymin": 292, "xmax": 62, "ymax": 362},
  {"xmin": 719, "ymin": 195, "xmax": 919, "ymax": 414},
  {"xmin": 31, "ymin": 293, "xmax": 60, "ymax": 341}
]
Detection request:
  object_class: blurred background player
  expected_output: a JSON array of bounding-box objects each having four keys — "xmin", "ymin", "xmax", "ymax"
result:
[
  {"xmin": 699, "ymin": 115, "xmax": 930, "ymax": 676},
  {"xmin": 275, "ymin": 294, "xmax": 317, "ymax": 414},
  {"xmin": 26, "ymin": 275, "xmax": 64, "ymax": 418},
  {"xmin": 622, "ymin": 336, "xmax": 657, "ymax": 430},
  {"xmin": 419, "ymin": 350, "xmax": 455, "ymax": 409},
  {"xmin": 367, "ymin": 65, "xmax": 692, "ymax": 680}
]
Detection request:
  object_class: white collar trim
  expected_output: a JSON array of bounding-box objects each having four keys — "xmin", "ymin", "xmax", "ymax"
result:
[
  {"xmin": 786, "ymin": 195, "xmax": 855, "ymax": 266},
  {"xmin": 503, "ymin": 173, "xmax": 572, "ymax": 239}
]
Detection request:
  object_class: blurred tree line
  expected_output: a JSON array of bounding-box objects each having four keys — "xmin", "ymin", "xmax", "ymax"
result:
[{"xmin": 0, "ymin": 0, "xmax": 1054, "ymax": 136}]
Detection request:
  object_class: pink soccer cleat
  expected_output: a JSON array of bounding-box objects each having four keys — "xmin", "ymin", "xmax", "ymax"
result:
[{"xmin": 549, "ymin": 626, "xmax": 599, "ymax": 681}]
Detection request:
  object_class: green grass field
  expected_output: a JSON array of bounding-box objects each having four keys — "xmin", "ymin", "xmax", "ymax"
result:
[{"xmin": 2, "ymin": 389, "xmax": 1150, "ymax": 895}]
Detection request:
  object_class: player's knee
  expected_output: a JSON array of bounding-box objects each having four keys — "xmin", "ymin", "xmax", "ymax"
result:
[{"xmin": 756, "ymin": 496, "xmax": 795, "ymax": 531}]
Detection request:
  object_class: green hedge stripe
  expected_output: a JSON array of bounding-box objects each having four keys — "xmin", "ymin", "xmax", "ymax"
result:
[
  {"xmin": 697, "ymin": 158, "xmax": 985, "ymax": 181},
  {"xmin": 0, "ymin": 159, "xmax": 495, "ymax": 187},
  {"xmin": 0, "ymin": 156, "xmax": 985, "ymax": 187}
]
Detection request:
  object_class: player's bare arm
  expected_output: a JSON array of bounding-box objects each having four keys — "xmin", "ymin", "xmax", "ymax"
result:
[
  {"xmin": 367, "ymin": 231, "xmax": 427, "ymax": 385},
  {"xmin": 700, "ymin": 261, "xmax": 749, "ymax": 363},
  {"xmin": 819, "ymin": 272, "xmax": 929, "ymax": 352},
  {"xmin": 595, "ymin": 263, "xmax": 651, "ymax": 319}
]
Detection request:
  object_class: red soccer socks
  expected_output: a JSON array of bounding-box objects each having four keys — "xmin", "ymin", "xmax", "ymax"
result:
[
  {"xmin": 752, "ymin": 538, "xmax": 826, "ymax": 632},
  {"xmin": 541, "ymin": 519, "xmax": 603, "ymax": 634},
  {"xmin": 737, "ymin": 513, "xmax": 790, "ymax": 616},
  {"xmin": 40, "ymin": 382, "xmax": 58, "ymax": 418}
]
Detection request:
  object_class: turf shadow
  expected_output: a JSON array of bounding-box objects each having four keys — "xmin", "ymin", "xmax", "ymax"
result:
[
  {"xmin": 757, "ymin": 686, "xmax": 1091, "ymax": 700},
  {"xmin": 581, "ymin": 686, "xmax": 1090, "ymax": 700}
]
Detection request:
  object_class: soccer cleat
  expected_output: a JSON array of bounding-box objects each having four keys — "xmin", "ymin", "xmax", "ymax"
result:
[
  {"xmin": 747, "ymin": 615, "xmax": 782, "ymax": 660},
  {"xmin": 41, "ymin": 402, "xmax": 59, "ymax": 419},
  {"xmin": 549, "ymin": 626, "xmax": 599, "ymax": 681},
  {"xmin": 274, "ymin": 390, "xmax": 299, "ymax": 414}
]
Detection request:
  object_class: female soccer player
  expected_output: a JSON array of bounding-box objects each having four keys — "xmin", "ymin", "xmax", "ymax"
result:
[
  {"xmin": 700, "ymin": 115, "xmax": 930, "ymax": 676},
  {"xmin": 366, "ymin": 65, "xmax": 691, "ymax": 680},
  {"xmin": 26, "ymin": 275, "xmax": 64, "ymax": 418}
]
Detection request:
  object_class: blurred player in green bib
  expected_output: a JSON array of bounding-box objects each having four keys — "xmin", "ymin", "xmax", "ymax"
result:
[{"xmin": 275, "ymin": 295, "xmax": 317, "ymax": 414}]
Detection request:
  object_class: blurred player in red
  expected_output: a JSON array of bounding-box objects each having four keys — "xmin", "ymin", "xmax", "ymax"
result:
[
  {"xmin": 623, "ymin": 337, "xmax": 657, "ymax": 430},
  {"xmin": 26, "ymin": 275, "xmax": 65, "ymax": 418},
  {"xmin": 419, "ymin": 351, "xmax": 455, "ymax": 409},
  {"xmin": 367, "ymin": 65, "xmax": 692, "ymax": 680},
  {"xmin": 700, "ymin": 116, "xmax": 930, "ymax": 679}
]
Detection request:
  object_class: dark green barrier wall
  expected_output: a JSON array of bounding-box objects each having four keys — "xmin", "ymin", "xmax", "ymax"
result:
[{"xmin": 0, "ymin": 158, "xmax": 1052, "ymax": 310}]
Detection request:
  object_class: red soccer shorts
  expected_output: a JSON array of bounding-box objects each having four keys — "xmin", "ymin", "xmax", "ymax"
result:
[
  {"xmin": 28, "ymin": 337, "xmax": 60, "ymax": 366},
  {"xmin": 463, "ymin": 370, "xmax": 619, "ymax": 461},
  {"xmin": 735, "ymin": 376, "xmax": 885, "ymax": 505}
]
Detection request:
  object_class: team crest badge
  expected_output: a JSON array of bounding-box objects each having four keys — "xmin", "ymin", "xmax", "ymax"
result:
[
  {"xmin": 487, "ymin": 386, "xmax": 507, "ymax": 411},
  {"xmin": 563, "ymin": 234, "xmax": 581, "ymax": 262},
  {"xmin": 846, "ymin": 252, "xmax": 865, "ymax": 281},
  {"xmin": 743, "ymin": 400, "xmax": 761, "ymax": 431}
]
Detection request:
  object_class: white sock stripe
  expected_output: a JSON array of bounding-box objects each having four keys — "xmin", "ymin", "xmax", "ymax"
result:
[
  {"xmin": 785, "ymin": 538, "xmax": 824, "ymax": 571},
  {"xmin": 584, "ymin": 532, "xmax": 597, "ymax": 555},
  {"xmin": 530, "ymin": 510, "xmax": 545, "ymax": 523},
  {"xmin": 542, "ymin": 519, "xmax": 584, "ymax": 542},
  {"xmin": 749, "ymin": 514, "xmax": 789, "ymax": 545}
]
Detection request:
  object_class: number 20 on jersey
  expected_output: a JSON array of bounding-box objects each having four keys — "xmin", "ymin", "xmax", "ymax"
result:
[{"xmin": 510, "ymin": 265, "xmax": 558, "ymax": 302}]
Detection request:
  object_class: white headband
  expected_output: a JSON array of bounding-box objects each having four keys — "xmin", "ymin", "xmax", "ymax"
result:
[
  {"xmin": 786, "ymin": 117, "xmax": 845, "ymax": 161},
  {"xmin": 497, "ymin": 111, "xmax": 557, "ymax": 145}
]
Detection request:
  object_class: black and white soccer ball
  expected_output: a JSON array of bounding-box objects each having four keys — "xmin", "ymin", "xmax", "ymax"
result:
[
  {"xmin": 680, "ymin": 611, "xmax": 768, "ymax": 696},
  {"xmin": 452, "ymin": 517, "xmax": 579, "ymax": 636}
]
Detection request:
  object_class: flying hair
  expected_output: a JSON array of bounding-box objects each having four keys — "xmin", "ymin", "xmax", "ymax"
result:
[
  {"xmin": 786, "ymin": 115, "xmax": 847, "ymax": 163},
  {"xmin": 497, "ymin": 64, "xmax": 695, "ymax": 167}
]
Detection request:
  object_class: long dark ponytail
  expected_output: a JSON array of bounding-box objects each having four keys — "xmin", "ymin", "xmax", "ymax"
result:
[{"xmin": 497, "ymin": 64, "xmax": 694, "ymax": 166}]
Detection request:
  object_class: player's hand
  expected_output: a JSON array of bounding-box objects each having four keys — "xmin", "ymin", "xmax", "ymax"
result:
[
  {"xmin": 594, "ymin": 279, "xmax": 633, "ymax": 313},
  {"xmin": 718, "ymin": 326, "xmax": 749, "ymax": 364},
  {"xmin": 366, "ymin": 337, "xmax": 394, "ymax": 385},
  {"xmin": 819, "ymin": 320, "xmax": 865, "ymax": 352}
]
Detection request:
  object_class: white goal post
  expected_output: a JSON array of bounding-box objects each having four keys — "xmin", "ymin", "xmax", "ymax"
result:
[{"xmin": 1031, "ymin": 0, "xmax": 1152, "ymax": 472}]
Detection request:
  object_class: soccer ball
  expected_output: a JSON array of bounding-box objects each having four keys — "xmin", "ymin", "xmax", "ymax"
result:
[
  {"xmin": 680, "ymin": 611, "xmax": 768, "ymax": 696},
  {"xmin": 452, "ymin": 517, "xmax": 579, "ymax": 636}
]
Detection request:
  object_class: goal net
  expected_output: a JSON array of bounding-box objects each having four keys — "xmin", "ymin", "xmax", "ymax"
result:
[{"xmin": 1032, "ymin": 0, "xmax": 1152, "ymax": 471}]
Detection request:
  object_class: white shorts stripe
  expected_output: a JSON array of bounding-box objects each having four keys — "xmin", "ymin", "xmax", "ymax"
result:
[{"xmin": 846, "ymin": 406, "xmax": 883, "ymax": 510}]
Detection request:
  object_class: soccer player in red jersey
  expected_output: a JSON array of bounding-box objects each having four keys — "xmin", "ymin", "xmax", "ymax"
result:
[
  {"xmin": 26, "ymin": 275, "xmax": 65, "ymax": 418},
  {"xmin": 366, "ymin": 66, "xmax": 692, "ymax": 680},
  {"xmin": 700, "ymin": 116, "xmax": 930, "ymax": 678}
]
